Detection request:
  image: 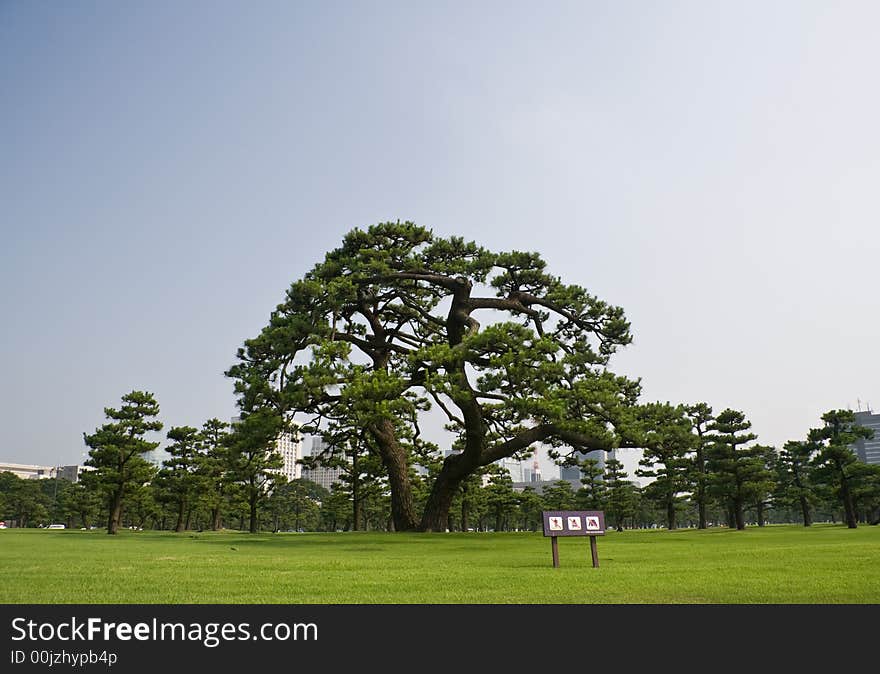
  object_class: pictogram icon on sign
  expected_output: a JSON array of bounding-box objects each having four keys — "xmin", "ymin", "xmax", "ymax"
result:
[
  {"xmin": 585, "ymin": 516, "xmax": 600, "ymax": 530},
  {"xmin": 567, "ymin": 516, "xmax": 582, "ymax": 530},
  {"xmin": 548, "ymin": 516, "xmax": 563, "ymax": 531}
]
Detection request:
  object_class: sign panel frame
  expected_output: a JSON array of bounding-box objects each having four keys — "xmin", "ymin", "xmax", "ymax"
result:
[{"xmin": 541, "ymin": 510, "xmax": 606, "ymax": 537}]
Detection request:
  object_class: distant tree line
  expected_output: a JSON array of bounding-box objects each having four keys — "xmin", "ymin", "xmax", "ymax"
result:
[
  {"xmin": 4, "ymin": 224, "xmax": 879, "ymax": 533},
  {"xmin": 2, "ymin": 393, "xmax": 878, "ymax": 534}
]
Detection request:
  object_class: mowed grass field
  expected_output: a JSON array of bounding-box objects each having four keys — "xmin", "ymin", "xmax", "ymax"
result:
[{"xmin": 1, "ymin": 525, "xmax": 878, "ymax": 603}]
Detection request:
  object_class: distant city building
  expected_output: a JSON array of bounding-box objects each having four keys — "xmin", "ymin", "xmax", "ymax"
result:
[
  {"xmin": 0, "ymin": 463, "xmax": 88, "ymax": 482},
  {"xmin": 301, "ymin": 437, "xmax": 344, "ymax": 490},
  {"xmin": 276, "ymin": 430, "xmax": 302, "ymax": 481},
  {"xmin": 552, "ymin": 449, "xmax": 652, "ymax": 488},
  {"xmin": 558, "ymin": 463, "xmax": 580, "ymax": 482},
  {"xmin": 0, "ymin": 462, "xmax": 54, "ymax": 480},
  {"xmin": 56, "ymin": 465, "xmax": 86, "ymax": 482},
  {"xmin": 231, "ymin": 415, "xmax": 302, "ymax": 481},
  {"xmin": 302, "ymin": 464, "xmax": 344, "ymax": 491},
  {"xmin": 852, "ymin": 410, "xmax": 880, "ymax": 465},
  {"xmin": 495, "ymin": 456, "xmax": 523, "ymax": 482},
  {"xmin": 559, "ymin": 450, "xmax": 607, "ymax": 489},
  {"xmin": 309, "ymin": 436, "xmax": 327, "ymax": 457}
]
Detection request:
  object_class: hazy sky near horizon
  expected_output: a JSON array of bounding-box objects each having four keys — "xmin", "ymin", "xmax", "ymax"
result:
[{"xmin": 3, "ymin": 1, "xmax": 879, "ymax": 472}]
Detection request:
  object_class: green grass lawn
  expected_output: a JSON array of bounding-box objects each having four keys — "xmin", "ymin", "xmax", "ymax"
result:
[{"xmin": 1, "ymin": 524, "xmax": 877, "ymax": 603}]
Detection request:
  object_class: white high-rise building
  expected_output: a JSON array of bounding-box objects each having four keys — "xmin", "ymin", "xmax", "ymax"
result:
[
  {"xmin": 275, "ymin": 429, "xmax": 302, "ymax": 481},
  {"xmin": 301, "ymin": 436, "xmax": 344, "ymax": 489},
  {"xmin": 231, "ymin": 415, "xmax": 302, "ymax": 481},
  {"xmin": 302, "ymin": 464, "xmax": 344, "ymax": 491}
]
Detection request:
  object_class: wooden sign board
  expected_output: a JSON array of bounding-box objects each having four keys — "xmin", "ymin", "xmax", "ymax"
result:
[
  {"xmin": 541, "ymin": 510, "xmax": 605, "ymax": 568},
  {"xmin": 542, "ymin": 510, "xmax": 605, "ymax": 536}
]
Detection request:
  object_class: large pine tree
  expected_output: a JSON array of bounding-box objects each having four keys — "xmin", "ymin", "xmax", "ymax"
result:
[
  {"xmin": 83, "ymin": 391, "xmax": 162, "ymax": 534},
  {"xmin": 227, "ymin": 222, "xmax": 639, "ymax": 531},
  {"xmin": 155, "ymin": 426, "xmax": 201, "ymax": 532},
  {"xmin": 636, "ymin": 403, "xmax": 695, "ymax": 530},
  {"xmin": 686, "ymin": 402, "xmax": 714, "ymax": 529},
  {"xmin": 226, "ymin": 409, "xmax": 284, "ymax": 533},
  {"xmin": 809, "ymin": 410, "xmax": 873, "ymax": 528},
  {"xmin": 706, "ymin": 408, "xmax": 765, "ymax": 530},
  {"xmin": 604, "ymin": 458, "xmax": 637, "ymax": 532},
  {"xmin": 195, "ymin": 418, "xmax": 232, "ymax": 531}
]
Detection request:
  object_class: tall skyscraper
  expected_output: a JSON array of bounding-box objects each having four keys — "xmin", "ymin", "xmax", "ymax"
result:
[
  {"xmin": 852, "ymin": 410, "xmax": 880, "ymax": 465},
  {"xmin": 231, "ymin": 415, "xmax": 302, "ymax": 481},
  {"xmin": 275, "ymin": 429, "xmax": 303, "ymax": 481},
  {"xmin": 301, "ymin": 436, "xmax": 344, "ymax": 490},
  {"xmin": 302, "ymin": 464, "xmax": 344, "ymax": 491},
  {"xmin": 559, "ymin": 450, "xmax": 607, "ymax": 487}
]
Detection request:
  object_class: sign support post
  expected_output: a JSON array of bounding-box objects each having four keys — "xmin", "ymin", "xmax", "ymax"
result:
[{"xmin": 541, "ymin": 510, "xmax": 606, "ymax": 568}]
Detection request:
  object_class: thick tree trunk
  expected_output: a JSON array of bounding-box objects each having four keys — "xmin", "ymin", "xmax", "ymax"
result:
[
  {"xmin": 839, "ymin": 468, "xmax": 858, "ymax": 529},
  {"xmin": 421, "ymin": 484, "xmax": 453, "ymax": 531},
  {"xmin": 371, "ymin": 420, "xmax": 418, "ymax": 531},
  {"xmin": 695, "ymin": 445, "xmax": 707, "ymax": 529},
  {"xmin": 666, "ymin": 497, "xmax": 676, "ymax": 530},
  {"xmin": 107, "ymin": 491, "xmax": 123, "ymax": 535},
  {"xmin": 249, "ymin": 500, "xmax": 258, "ymax": 533},
  {"xmin": 249, "ymin": 482, "xmax": 259, "ymax": 533},
  {"xmin": 421, "ymin": 290, "xmax": 489, "ymax": 532},
  {"xmin": 211, "ymin": 507, "xmax": 221, "ymax": 531},
  {"xmin": 461, "ymin": 484, "xmax": 469, "ymax": 532},
  {"xmin": 421, "ymin": 463, "xmax": 466, "ymax": 531},
  {"xmin": 799, "ymin": 496, "xmax": 812, "ymax": 527},
  {"xmin": 175, "ymin": 500, "xmax": 186, "ymax": 532},
  {"xmin": 756, "ymin": 502, "xmax": 765, "ymax": 527},
  {"xmin": 734, "ymin": 500, "xmax": 745, "ymax": 530},
  {"xmin": 352, "ymin": 452, "xmax": 361, "ymax": 532}
]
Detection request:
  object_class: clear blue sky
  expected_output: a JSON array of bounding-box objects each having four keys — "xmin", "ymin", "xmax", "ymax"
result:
[{"xmin": 3, "ymin": 1, "xmax": 879, "ymax": 471}]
